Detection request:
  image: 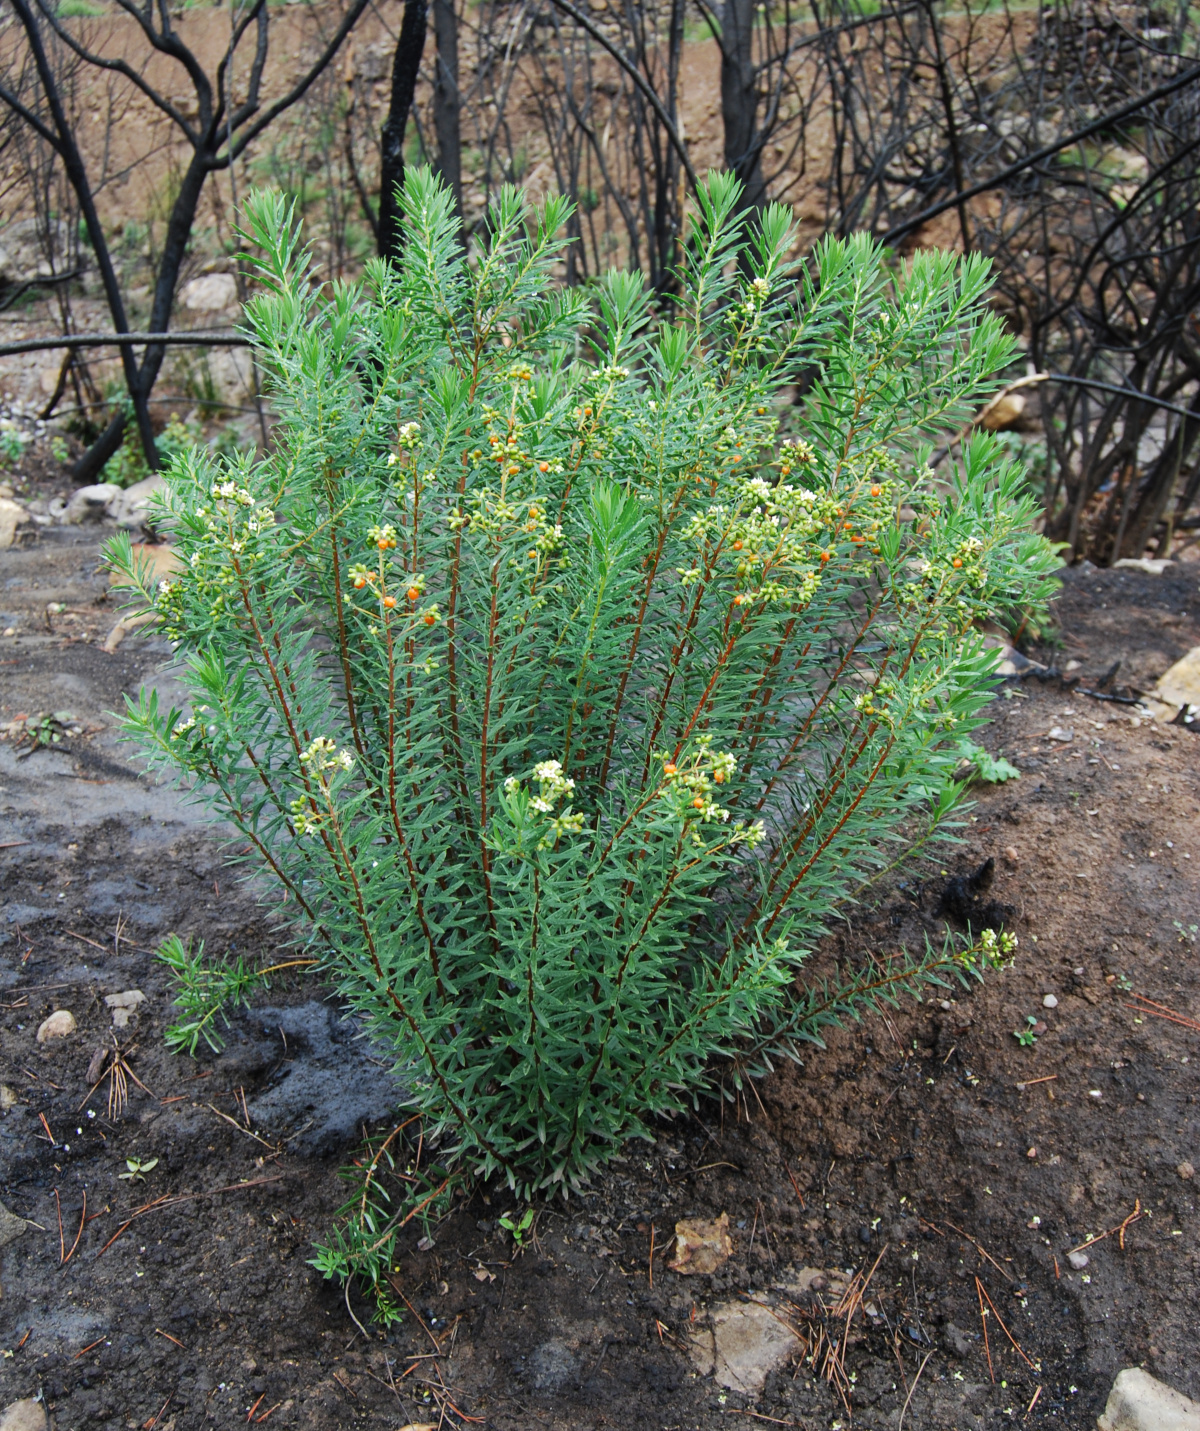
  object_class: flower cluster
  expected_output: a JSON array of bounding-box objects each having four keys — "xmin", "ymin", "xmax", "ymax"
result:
[
  {"xmin": 733, "ymin": 275, "xmax": 772, "ymax": 321},
  {"xmin": 980, "ymin": 927, "xmax": 1019, "ymax": 965},
  {"xmin": 300, "ymin": 736, "xmax": 354, "ymax": 775},
  {"xmin": 503, "ymin": 759, "xmax": 586, "ymax": 848}
]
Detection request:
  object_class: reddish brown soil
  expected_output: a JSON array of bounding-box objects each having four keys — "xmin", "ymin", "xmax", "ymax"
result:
[{"xmin": 1, "ymin": 535, "xmax": 1197, "ymax": 1430}]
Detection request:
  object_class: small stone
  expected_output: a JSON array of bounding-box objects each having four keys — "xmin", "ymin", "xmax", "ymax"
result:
[
  {"xmin": 104, "ymin": 989, "xmax": 147, "ymax": 1010},
  {"xmin": 669, "ymin": 1212, "xmax": 733, "ymax": 1275},
  {"xmin": 1178, "ymin": 1162, "xmax": 1195, "ymax": 1181},
  {"xmin": 1112, "ymin": 557, "xmax": 1176, "ymax": 576},
  {"xmin": 1067, "ymin": 1251, "xmax": 1089, "ymax": 1270},
  {"xmin": 105, "ymin": 990, "xmax": 146, "ymax": 1029},
  {"xmin": 0, "ymin": 1198, "xmax": 29, "ymax": 1249},
  {"xmin": 180, "ymin": 272, "xmax": 238, "ymax": 312},
  {"xmin": 107, "ymin": 474, "xmax": 167, "ymax": 530},
  {"xmin": 1003, "ymin": 846, "xmax": 1019, "ymax": 864},
  {"xmin": 940, "ymin": 1322, "xmax": 973, "ymax": 1359},
  {"xmin": 0, "ymin": 497, "xmax": 27, "ymax": 550},
  {"xmin": 1042, "ymin": 994, "xmax": 1058, "ymax": 1009},
  {"xmin": 0, "ymin": 1083, "xmax": 17, "ymax": 1110},
  {"xmin": 1047, "ymin": 726, "xmax": 1074, "ymax": 743},
  {"xmin": 64, "ymin": 482, "xmax": 120, "ymax": 525},
  {"xmin": 1027, "ymin": 1147, "xmax": 1038, "ymax": 1160},
  {"xmin": 85, "ymin": 1048, "xmax": 108, "ymax": 1084},
  {"xmin": 36, "ymin": 1009, "xmax": 76, "ymax": 1042},
  {"xmin": 1088, "ymin": 1089, "xmax": 1103, "ymax": 1099},
  {"xmin": 0, "ymin": 1399, "xmax": 48, "ymax": 1431},
  {"xmin": 1096, "ymin": 1367, "xmax": 1200, "ymax": 1431}
]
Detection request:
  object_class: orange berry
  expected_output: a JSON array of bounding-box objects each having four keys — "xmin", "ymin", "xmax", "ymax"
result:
[
  {"xmin": 870, "ymin": 484, "xmax": 881, "ymax": 497},
  {"xmin": 693, "ymin": 796, "xmax": 704, "ymax": 809},
  {"xmin": 407, "ymin": 587, "xmax": 420, "ymax": 601},
  {"xmin": 528, "ymin": 550, "xmax": 538, "ymax": 559},
  {"xmin": 382, "ymin": 595, "xmax": 396, "ymax": 609},
  {"xmin": 819, "ymin": 552, "xmax": 831, "ymax": 563},
  {"xmin": 952, "ymin": 557, "xmax": 963, "ymax": 568},
  {"xmin": 423, "ymin": 612, "xmax": 436, "ymax": 625},
  {"xmin": 377, "ymin": 539, "xmax": 388, "ymax": 551},
  {"xmin": 489, "ymin": 435, "xmax": 499, "ymax": 445},
  {"xmin": 732, "ymin": 540, "xmax": 743, "ymax": 551},
  {"xmin": 353, "ymin": 576, "xmax": 366, "ymax": 589},
  {"xmin": 539, "ymin": 461, "xmax": 549, "ymax": 473},
  {"xmin": 713, "ymin": 771, "xmax": 725, "ymax": 784},
  {"xmin": 663, "ymin": 762, "xmax": 677, "ymax": 776}
]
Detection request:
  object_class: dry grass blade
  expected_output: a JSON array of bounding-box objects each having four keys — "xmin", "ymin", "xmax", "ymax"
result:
[
  {"xmin": 78, "ymin": 1040, "xmax": 155, "ymax": 1119},
  {"xmin": 945, "ymin": 1220, "xmax": 1014, "ymax": 1282},
  {"xmin": 62, "ymin": 1189, "xmax": 87, "ymax": 1267},
  {"xmin": 1066, "ymin": 1199, "xmax": 1145, "ymax": 1256},
  {"xmin": 975, "ymin": 1276, "xmax": 994, "ymax": 1382},
  {"xmin": 975, "ymin": 1279, "xmax": 1036, "ymax": 1370},
  {"xmin": 1123, "ymin": 995, "xmax": 1200, "ymax": 1034},
  {"xmin": 784, "ymin": 1245, "xmax": 890, "ymax": 1413}
]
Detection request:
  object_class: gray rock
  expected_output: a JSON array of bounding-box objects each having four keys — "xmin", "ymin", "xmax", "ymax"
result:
[
  {"xmin": 0, "ymin": 1198, "xmax": 28, "ymax": 1249},
  {"xmin": 64, "ymin": 482, "xmax": 120, "ymax": 524},
  {"xmin": 180, "ymin": 272, "xmax": 238, "ymax": 313},
  {"xmin": 105, "ymin": 988, "xmax": 147, "ymax": 1029},
  {"xmin": 1097, "ymin": 1368, "xmax": 1200, "ymax": 1431},
  {"xmin": 36, "ymin": 1008, "xmax": 76, "ymax": 1042},
  {"xmin": 0, "ymin": 1399, "xmax": 47, "ymax": 1431},
  {"xmin": 1067, "ymin": 1250, "xmax": 1089, "ymax": 1270},
  {"xmin": 0, "ymin": 497, "xmax": 27, "ymax": 549},
  {"xmin": 527, "ymin": 1339, "xmax": 579, "ymax": 1392},
  {"xmin": 0, "ymin": 217, "xmax": 76, "ymax": 283},
  {"xmin": 941, "ymin": 1322, "xmax": 973, "ymax": 1358},
  {"xmin": 689, "ymin": 1300, "xmax": 801, "ymax": 1395},
  {"xmin": 1179, "ymin": 1162, "xmax": 1195, "ymax": 1181},
  {"xmin": 108, "ymin": 473, "xmax": 165, "ymax": 530}
]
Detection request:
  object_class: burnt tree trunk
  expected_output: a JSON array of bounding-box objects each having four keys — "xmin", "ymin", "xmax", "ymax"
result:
[
  {"xmin": 379, "ymin": 0, "xmax": 430, "ymax": 261},
  {"xmin": 432, "ymin": 0, "xmax": 461, "ymax": 216},
  {"xmin": 720, "ymin": 0, "xmax": 765, "ymax": 214}
]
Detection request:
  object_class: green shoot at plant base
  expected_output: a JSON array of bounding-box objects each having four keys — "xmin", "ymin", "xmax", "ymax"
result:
[
  {"xmin": 955, "ymin": 737, "xmax": 1021, "ymax": 784},
  {"xmin": 156, "ymin": 933, "xmax": 270, "ymax": 1054},
  {"xmin": 112, "ymin": 170, "xmax": 1056, "ymax": 1215}
]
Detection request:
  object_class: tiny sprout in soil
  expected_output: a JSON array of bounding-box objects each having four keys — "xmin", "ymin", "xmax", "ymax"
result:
[
  {"xmin": 119, "ymin": 1157, "xmax": 158, "ymax": 1182},
  {"xmin": 1013, "ymin": 1016, "xmax": 1039, "ymax": 1047},
  {"xmin": 500, "ymin": 1208, "xmax": 536, "ymax": 1249}
]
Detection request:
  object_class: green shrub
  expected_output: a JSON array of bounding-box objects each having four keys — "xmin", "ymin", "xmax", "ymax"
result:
[{"xmin": 111, "ymin": 171, "xmax": 1054, "ymax": 1198}]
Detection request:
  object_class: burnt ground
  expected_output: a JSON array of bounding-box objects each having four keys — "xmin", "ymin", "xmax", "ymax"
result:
[{"xmin": 1, "ymin": 529, "xmax": 1197, "ymax": 1431}]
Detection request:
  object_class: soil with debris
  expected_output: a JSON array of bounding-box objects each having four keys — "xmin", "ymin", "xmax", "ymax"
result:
[{"xmin": 2, "ymin": 530, "xmax": 1198, "ymax": 1431}]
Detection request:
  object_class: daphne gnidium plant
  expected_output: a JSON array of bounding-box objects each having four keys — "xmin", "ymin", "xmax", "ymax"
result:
[{"xmin": 110, "ymin": 169, "xmax": 1055, "ymax": 1198}]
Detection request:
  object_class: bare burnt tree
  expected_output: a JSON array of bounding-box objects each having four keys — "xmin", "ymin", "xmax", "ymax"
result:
[
  {"xmin": 0, "ymin": 0, "xmax": 370, "ymax": 478},
  {"xmin": 977, "ymin": 3, "xmax": 1200, "ymax": 563}
]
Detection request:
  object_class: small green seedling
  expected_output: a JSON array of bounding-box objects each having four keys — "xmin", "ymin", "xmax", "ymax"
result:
[
  {"xmin": 499, "ymin": 1208, "xmax": 535, "ymax": 1249},
  {"xmin": 956, "ymin": 739, "xmax": 1021, "ymax": 785},
  {"xmin": 1012, "ymin": 1016, "xmax": 1038, "ymax": 1047},
  {"xmin": 119, "ymin": 1156, "xmax": 158, "ymax": 1181},
  {"xmin": 1116, "ymin": 973, "xmax": 1134, "ymax": 992},
  {"xmin": 1174, "ymin": 921, "xmax": 1197, "ymax": 946}
]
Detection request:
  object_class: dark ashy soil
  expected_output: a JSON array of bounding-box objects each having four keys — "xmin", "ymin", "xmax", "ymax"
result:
[{"xmin": 2, "ymin": 530, "xmax": 1198, "ymax": 1430}]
